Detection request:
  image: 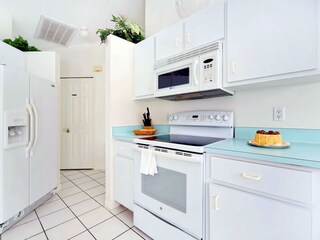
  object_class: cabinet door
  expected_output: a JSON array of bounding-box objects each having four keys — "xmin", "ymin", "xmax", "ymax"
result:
[
  {"xmin": 209, "ymin": 184, "xmax": 311, "ymax": 240},
  {"xmin": 227, "ymin": 0, "xmax": 317, "ymax": 83},
  {"xmin": 155, "ymin": 22, "xmax": 184, "ymax": 61},
  {"xmin": 184, "ymin": 3, "xmax": 225, "ymax": 51},
  {"xmin": 114, "ymin": 155, "xmax": 134, "ymax": 211},
  {"xmin": 134, "ymin": 37, "xmax": 154, "ymax": 98}
]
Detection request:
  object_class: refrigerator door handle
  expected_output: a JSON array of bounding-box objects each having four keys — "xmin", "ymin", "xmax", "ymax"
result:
[
  {"xmin": 30, "ymin": 99, "xmax": 38, "ymax": 156},
  {"xmin": 26, "ymin": 99, "xmax": 35, "ymax": 157}
]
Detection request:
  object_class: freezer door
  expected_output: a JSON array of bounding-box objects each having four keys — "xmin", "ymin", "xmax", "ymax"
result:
[
  {"xmin": 29, "ymin": 75, "xmax": 57, "ymax": 204},
  {"xmin": 0, "ymin": 65, "xmax": 30, "ymax": 223}
]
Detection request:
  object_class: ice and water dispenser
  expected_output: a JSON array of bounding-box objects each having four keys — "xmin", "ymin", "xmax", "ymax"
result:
[{"xmin": 4, "ymin": 111, "xmax": 28, "ymax": 148}]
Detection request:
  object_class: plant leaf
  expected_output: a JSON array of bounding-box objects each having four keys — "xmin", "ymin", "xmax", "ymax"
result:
[
  {"xmin": 128, "ymin": 23, "xmax": 140, "ymax": 34},
  {"xmin": 97, "ymin": 14, "xmax": 144, "ymax": 44}
]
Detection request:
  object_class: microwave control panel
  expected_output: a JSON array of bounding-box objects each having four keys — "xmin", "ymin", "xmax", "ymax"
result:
[
  {"xmin": 202, "ymin": 58, "xmax": 214, "ymax": 83},
  {"xmin": 199, "ymin": 50, "xmax": 220, "ymax": 90}
]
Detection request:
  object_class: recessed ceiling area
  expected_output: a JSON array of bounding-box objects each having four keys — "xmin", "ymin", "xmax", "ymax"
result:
[{"xmin": 0, "ymin": 0, "xmax": 145, "ymax": 50}]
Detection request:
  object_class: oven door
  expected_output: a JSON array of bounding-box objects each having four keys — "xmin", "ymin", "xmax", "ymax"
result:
[
  {"xmin": 154, "ymin": 57, "xmax": 200, "ymax": 98},
  {"xmin": 133, "ymin": 145, "xmax": 203, "ymax": 239}
]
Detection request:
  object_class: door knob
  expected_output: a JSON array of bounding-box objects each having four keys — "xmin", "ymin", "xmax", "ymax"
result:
[{"xmin": 63, "ymin": 128, "xmax": 70, "ymax": 133}]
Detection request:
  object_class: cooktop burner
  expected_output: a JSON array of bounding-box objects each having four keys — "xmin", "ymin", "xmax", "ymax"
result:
[{"xmin": 139, "ymin": 134, "xmax": 225, "ymax": 147}]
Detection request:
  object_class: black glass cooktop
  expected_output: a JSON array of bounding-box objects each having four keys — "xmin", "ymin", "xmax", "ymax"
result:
[{"xmin": 140, "ymin": 134, "xmax": 225, "ymax": 147}]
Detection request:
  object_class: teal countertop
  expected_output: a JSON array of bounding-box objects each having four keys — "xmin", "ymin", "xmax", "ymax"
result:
[
  {"xmin": 113, "ymin": 125, "xmax": 320, "ymax": 168},
  {"xmin": 112, "ymin": 125, "xmax": 169, "ymax": 142},
  {"xmin": 205, "ymin": 130, "xmax": 320, "ymax": 169}
]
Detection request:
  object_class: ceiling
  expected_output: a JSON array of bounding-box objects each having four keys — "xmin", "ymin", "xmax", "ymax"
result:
[{"xmin": 0, "ymin": 0, "xmax": 145, "ymax": 50}]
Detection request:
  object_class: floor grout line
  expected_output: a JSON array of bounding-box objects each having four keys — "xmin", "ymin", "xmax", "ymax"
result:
[
  {"xmin": 3, "ymin": 170, "xmax": 145, "ymax": 240},
  {"xmin": 63, "ymin": 178, "xmax": 106, "ymax": 210},
  {"xmin": 57, "ymin": 194, "xmax": 98, "ymax": 240},
  {"xmin": 36, "ymin": 206, "xmax": 68, "ymax": 219},
  {"xmin": 131, "ymin": 227, "xmax": 149, "ymax": 240},
  {"xmin": 112, "ymin": 228, "xmax": 131, "ymax": 240},
  {"xmin": 67, "ymin": 230, "xmax": 89, "ymax": 240},
  {"xmin": 63, "ymin": 173, "xmax": 136, "ymax": 237},
  {"xmin": 34, "ymin": 210, "xmax": 49, "ymax": 240}
]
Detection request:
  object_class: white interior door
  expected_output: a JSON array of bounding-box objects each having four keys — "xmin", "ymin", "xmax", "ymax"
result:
[{"xmin": 61, "ymin": 78, "xmax": 93, "ymax": 169}]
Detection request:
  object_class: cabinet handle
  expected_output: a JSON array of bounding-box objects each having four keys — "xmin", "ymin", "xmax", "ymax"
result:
[
  {"xmin": 211, "ymin": 195, "xmax": 220, "ymax": 210},
  {"xmin": 175, "ymin": 38, "xmax": 181, "ymax": 48},
  {"xmin": 186, "ymin": 33, "xmax": 192, "ymax": 44},
  {"xmin": 241, "ymin": 173, "xmax": 261, "ymax": 181},
  {"xmin": 193, "ymin": 59, "xmax": 198, "ymax": 86},
  {"xmin": 231, "ymin": 61, "xmax": 236, "ymax": 74}
]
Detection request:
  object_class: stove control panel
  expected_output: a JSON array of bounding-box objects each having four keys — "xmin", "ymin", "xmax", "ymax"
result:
[{"xmin": 168, "ymin": 111, "xmax": 234, "ymax": 127}]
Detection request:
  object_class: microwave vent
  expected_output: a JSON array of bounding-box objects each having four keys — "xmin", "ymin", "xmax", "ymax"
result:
[
  {"xmin": 158, "ymin": 88, "xmax": 233, "ymax": 101},
  {"xmin": 155, "ymin": 42, "xmax": 221, "ymax": 69}
]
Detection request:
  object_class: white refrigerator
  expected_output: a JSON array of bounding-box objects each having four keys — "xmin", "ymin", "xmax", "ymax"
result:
[{"xmin": 0, "ymin": 63, "xmax": 57, "ymax": 233}]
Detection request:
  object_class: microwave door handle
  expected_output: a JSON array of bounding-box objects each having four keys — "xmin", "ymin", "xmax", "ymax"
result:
[{"xmin": 193, "ymin": 59, "xmax": 198, "ymax": 86}]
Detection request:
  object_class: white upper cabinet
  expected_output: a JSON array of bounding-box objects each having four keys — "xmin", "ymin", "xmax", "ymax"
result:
[
  {"xmin": 134, "ymin": 36, "xmax": 155, "ymax": 99},
  {"xmin": 155, "ymin": 2, "xmax": 226, "ymax": 61},
  {"xmin": 184, "ymin": 3, "xmax": 225, "ymax": 51},
  {"xmin": 155, "ymin": 22, "xmax": 184, "ymax": 61},
  {"xmin": 227, "ymin": 0, "xmax": 318, "ymax": 84}
]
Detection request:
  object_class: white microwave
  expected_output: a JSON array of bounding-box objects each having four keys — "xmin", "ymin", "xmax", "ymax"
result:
[{"xmin": 154, "ymin": 43, "xmax": 233, "ymax": 100}]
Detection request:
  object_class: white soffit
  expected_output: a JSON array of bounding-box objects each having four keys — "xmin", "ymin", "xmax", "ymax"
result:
[{"xmin": 34, "ymin": 15, "xmax": 78, "ymax": 46}]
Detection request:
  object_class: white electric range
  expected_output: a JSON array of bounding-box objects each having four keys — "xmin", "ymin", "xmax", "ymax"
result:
[{"xmin": 133, "ymin": 111, "xmax": 234, "ymax": 240}]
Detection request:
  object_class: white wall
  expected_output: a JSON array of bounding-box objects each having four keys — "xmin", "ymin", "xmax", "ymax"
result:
[
  {"xmin": 54, "ymin": 43, "xmax": 106, "ymax": 170},
  {"xmin": 144, "ymin": 0, "xmax": 320, "ymax": 129},
  {"xmin": 1, "ymin": 0, "xmax": 145, "ymax": 50},
  {"xmin": 0, "ymin": 8, "xmax": 12, "ymax": 40}
]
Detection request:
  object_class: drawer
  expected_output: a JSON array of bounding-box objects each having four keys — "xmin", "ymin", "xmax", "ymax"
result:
[
  {"xmin": 211, "ymin": 157, "xmax": 312, "ymax": 204},
  {"xmin": 114, "ymin": 140, "xmax": 134, "ymax": 159}
]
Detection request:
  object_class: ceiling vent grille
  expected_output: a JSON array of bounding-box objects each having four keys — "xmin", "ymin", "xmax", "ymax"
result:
[{"xmin": 34, "ymin": 15, "xmax": 78, "ymax": 46}]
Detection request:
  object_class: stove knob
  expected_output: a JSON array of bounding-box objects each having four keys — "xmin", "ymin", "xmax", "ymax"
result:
[
  {"xmin": 209, "ymin": 115, "xmax": 214, "ymax": 120},
  {"xmin": 215, "ymin": 115, "xmax": 221, "ymax": 121},
  {"xmin": 173, "ymin": 115, "xmax": 179, "ymax": 120},
  {"xmin": 223, "ymin": 115, "xmax": 229, "ymax": 121},
  {"xmin": 169, "ymin": 115, "xmax": 174, "ymax": 121}
]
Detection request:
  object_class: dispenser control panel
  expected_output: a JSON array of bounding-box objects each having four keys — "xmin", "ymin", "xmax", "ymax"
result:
[{"xmin": 4, "ymin": 111, "xmax": 28, "ymax": 149}]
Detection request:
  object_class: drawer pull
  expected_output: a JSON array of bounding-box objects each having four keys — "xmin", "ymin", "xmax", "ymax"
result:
[
  {"xmin": 241, "ymin": 173, "xmax": 261, "ymax": 181},
  {"xmin": 211, "ymin": 195, "xmax": 220, "ymax": 210}
]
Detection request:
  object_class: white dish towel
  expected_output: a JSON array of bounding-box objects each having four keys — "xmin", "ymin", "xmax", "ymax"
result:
[{"xmin": 140, "ymin": 148, "xmax": 158, "ymax": 176}]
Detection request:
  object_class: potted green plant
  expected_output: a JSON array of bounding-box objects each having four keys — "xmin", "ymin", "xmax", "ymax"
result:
[
  {"xmin": 3, "ymin": 36, "xmax": 40, "ymax": 51},
  {"xmin": 96, "ymin": 15, "xmax": 145, "ymax": 44}
]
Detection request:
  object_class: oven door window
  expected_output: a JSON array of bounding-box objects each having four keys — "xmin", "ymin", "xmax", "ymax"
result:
[
  {"xmin": 141, "ymin": 167, "xmax": 187, "ymax": 213},
  {"xmin": 158, "ymin": 68, "xmax": 190, "ymax": 89}
]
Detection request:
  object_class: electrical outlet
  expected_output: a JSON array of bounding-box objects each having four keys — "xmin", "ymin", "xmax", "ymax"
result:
[{"xmin": 273, "ymin": 107, "xmax": 285, "ymax": 121}]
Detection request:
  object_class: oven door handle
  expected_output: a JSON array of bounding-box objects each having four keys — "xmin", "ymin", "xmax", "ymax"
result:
[
  {"xmin": 135, "ymin": 145, "xmax": 202, "ymax": 163},
  {"xmin": 155, "ymin": 151, "xmax": 202, "ymax": 163}
]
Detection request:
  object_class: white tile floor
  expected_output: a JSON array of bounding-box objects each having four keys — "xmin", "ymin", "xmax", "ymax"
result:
[{"xmin": 1, "ymin": 170, "xmax": 152, "ymax": 240}]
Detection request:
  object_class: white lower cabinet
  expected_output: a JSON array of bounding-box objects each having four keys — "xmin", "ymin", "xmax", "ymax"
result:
[
  {"xmin": 206, "ymin": 155, "xmax": 320, "ymax": 240},
  {"xmin": 209, "ymin": 184, "xmax": 311, "ymax": 240},
  {"xmin": 113, "ymin": 140, "xmax": 134, "ymax": 211}
]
